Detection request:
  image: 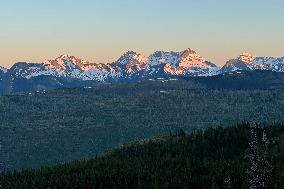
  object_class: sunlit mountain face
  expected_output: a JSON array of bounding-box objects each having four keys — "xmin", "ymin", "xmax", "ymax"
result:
[
  {"xmin": 219, "ymin": 53, "xmax": 284, "ymax": 74},
  {"xmin": 0, "ymin": 49, "xmax": 283, "ymax": 95},
  {"xmin": 2, "ymin": 49, "xmax": 284, "ymax": 82},
  {"xmin": 0, "ymin": 48, "xmax": 284, "ymax": 82},
  {"xmin": 2, "ymin": 48, "xmax": 219, "ymax": 82}
]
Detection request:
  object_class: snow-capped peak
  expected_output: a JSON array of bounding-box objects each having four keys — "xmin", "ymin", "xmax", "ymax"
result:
[
  {"xmin": 149, "ymin": 48, "xmax": 218, "ymax": 76},
  {"xmin": 113, "ymin": 51, "xmax": 149, "ymax": 75},
  {"xmin": 117, "ymin": 51, "xmax": 148, "ymax": 65},
  {"xmin": 44, "ymin": 55, "xmax": 90, "ymax": 71},
  {"xmin": 238, "ymin": 53, "xmax": 255, "ymax": 64},
  {"xmin": 179, "ymin": 48, "xmax": 208, "ymax": 67},
  {"xmin": 220, "ymin": 53, "xmax": 284, "ymax": 73}
]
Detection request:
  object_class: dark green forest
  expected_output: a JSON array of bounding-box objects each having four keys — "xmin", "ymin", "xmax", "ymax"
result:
[
  {"xmin": 1, "ymin": 80, "xmax": 284, "ymax": 171},
  {"xmin": 1, "ymin": 123, "xmax": 283, "ymax": 189}
]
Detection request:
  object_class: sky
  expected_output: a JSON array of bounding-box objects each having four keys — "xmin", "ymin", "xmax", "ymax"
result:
[{"xmin": 0, "ymin": 0, "xmax": 283, "ymax": 67}]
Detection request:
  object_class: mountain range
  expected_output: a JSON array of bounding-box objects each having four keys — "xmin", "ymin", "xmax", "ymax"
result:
[
  {"xmin": 0, "ymin": 48, "xmax": 283, "ymax": 94},
  {"xmin": 220, "ymin": 52, "xmax": 284, "ymax": 73}
]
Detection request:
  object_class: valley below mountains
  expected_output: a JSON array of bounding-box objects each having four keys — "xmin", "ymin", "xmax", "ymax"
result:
[
  {"xmin": 1, "ymin": 49, "xmax": 284, "ymax": 188},
  {"xmin": 1, "ymin": 79, "xmax": 284, "ymax": 171}
]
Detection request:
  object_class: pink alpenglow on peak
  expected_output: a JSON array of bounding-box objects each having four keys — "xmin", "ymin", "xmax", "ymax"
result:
[
  {"xmin": 43, "ymin": 55, "xmax": 116, "ymax": 81},
  {"xmin": 44, "ymin": 55, "xmax": 91, "ymax": 71},
  {"xmin": 38, "ymin": 48, "xmax": 219, "ymax": 80},
  {"xmin": 117, "ymin": 51, "xmax": 148, "ymax": 65},
  {"xmin": 6, "ymin": 48, "xmax": 284, "ymax": 82},
  {"xmin": 148, "ymin": 48, "xmax": 219, "ymax": 76},
  {"xmin": 220, "ymin": 53, "xmax": 284, "ymax": 73},
  {"xmin": 238, "ymin": 53, "xmax": 256, "ymax": 64}
]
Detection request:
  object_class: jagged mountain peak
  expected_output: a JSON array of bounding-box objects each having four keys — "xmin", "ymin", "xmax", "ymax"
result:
[
  {"xmin": 220, "ymin": 53, "xmax": 284, "ymax": 73},
  {"xmin": 2, "ymin": 49, "xmax": 284, "ymax": 95},
  {"xmin": 183, "ymin": 48, "xmax": 197, "ymax": 54},
  {"xmin": 55, "ymin": 54, "xmax": 89, "ymax": 63},
  {"xmin": 116, "ymin": 51, "xmax": 148, "ymax": 65},
  {"xmin": 149, "ymin": 48, "xmax": 218, "ymax": 76},
  {"xmin": 180, "ymin": 49, "xmax": 207, "ymax": 65},
  {"xmin": 219, "ymin": 53, "xmax": 257, "ymax": 73},
  {"xmin": 238, "ymin": 52, "xmax": 255, "ymax": 64},
  {"xmin": 44, "ymin": 54, "xmax": 91, "ymax": 71},
  {"xmin": 150, "ymin": 48, "xmax": 203, "ymax": 61}
]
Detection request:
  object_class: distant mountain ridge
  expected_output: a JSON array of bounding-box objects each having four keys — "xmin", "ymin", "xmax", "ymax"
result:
[
  {"xmin": 0, "ymin": 49, "xmax": 284, "ymax": 94},
  {"xmin": 220, "ymin": 52, "xmax": 284, "ymax": 73},
  {"xmin": 2, "ymin": 48, "xmax": 219, "ymax": 81}
]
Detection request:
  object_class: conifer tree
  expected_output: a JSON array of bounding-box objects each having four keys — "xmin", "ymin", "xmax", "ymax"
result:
[
  {"xmin": 259, "ymin": 130, "xmax": 273, "ymax": 188},
  {"xmin": 248, "ymin": 125, "xmax": 261, "ymax": 189}
]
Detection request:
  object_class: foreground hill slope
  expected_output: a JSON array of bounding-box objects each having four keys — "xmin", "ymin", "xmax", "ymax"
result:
[
  {"xmin": 1, "ymin": 123, "xmax": 284, "ymax": 188},
  {"xmin": 1, "ymin": 79, "xmax": 284, "ymax": 171}
]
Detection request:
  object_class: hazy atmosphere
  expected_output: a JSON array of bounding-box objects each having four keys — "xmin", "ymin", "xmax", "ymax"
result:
[
  {"xmin": 1, "ymin": 1, "xmax": 284, "ymax": 188},
  {"xmin": 0, "ymin": 0, "xmax": 283, "ymax": 67}
]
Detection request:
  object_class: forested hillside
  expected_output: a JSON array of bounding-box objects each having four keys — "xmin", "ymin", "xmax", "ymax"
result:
[
  {"xmin": 1, "ymin": 123, "xmax": 283, "ymax": 188},
  {"xmin": 191, "ymin": 70, "xmax": 284, "ymax": 90},
  {"xmin": 1, "ymin": 80, "xmax": 284, "ymax": 171}
]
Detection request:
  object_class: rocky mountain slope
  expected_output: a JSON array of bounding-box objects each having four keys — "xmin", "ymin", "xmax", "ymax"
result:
[
  {"xmin": 220, "ymin": 53, "xmax": 284, "ymax": 73},
  {"xmin": 3, "ymin": 48, "xmax": 218, "ymax": 81},
  {"xmin": 0, "ymin": 50, "xmax": 284, "ymax": 94}
]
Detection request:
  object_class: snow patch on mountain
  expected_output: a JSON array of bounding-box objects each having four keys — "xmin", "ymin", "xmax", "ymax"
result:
[
  {"xmin": 149, "ymin": 48, "xmax": 219, "ymax": 76},
  {"xmin": 41, "ymin": 55, "xmax": 120, "ymax": 81},
  {"xmin": 8, "ymin": 62, "xmax": 55, "ymax": 79},
  {"xmin": 238, "ymin": 53, "xmax": 255, "ymax": 64},
  {"xmin": 114, "ymin": 51, "xmax": 150, "ymax": 76},
  {"xmin": 7, "ymin": 49, "xmax": 283, "ymax": 83},
  {"xmin": 4, "ymin": 49, "xmax": 220, "ymax": 81},
  {"xmin": 220, "ymin": 53, "xmax": 284, "ymax": 73}
]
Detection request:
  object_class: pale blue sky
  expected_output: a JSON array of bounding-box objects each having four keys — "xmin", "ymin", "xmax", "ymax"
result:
[{"xmin": 0, "ymin": 0, "xmax": 283, "ymax": 67}]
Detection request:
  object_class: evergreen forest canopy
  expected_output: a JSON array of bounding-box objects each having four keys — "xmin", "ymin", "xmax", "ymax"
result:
[
  {"xmin": 0, "ymin": 80, "xmax": 284, "ymax": 171},
  {"xmin": 1, "ymin": 123, "xmax": 284, "ymax": 189}
]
